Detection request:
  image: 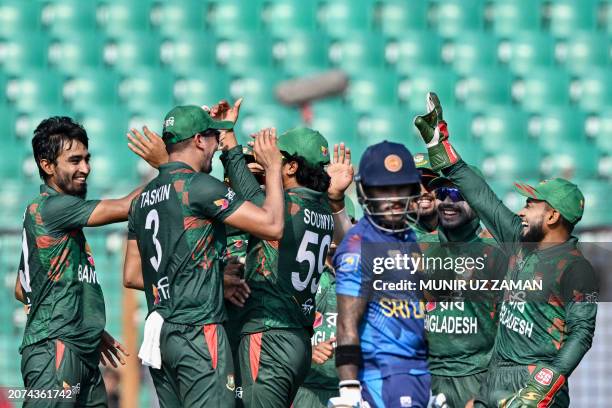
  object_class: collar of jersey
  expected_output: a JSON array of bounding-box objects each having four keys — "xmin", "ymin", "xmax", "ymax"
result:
[
  {"xmin": 534, "ymin": 236, "xmax": 579, "ymax": 260},
  {"xmin": 160, "ymin": 161, "xmax": 196, "ymax": 172},
  {"xmin": 40, "ymin": 183, "xmax": 60, "ymax": 195}
]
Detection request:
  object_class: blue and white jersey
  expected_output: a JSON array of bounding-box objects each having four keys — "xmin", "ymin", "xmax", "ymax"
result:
[{"xmin": 333, "ymin": 217, "xmax": 428, "ymax": 381}]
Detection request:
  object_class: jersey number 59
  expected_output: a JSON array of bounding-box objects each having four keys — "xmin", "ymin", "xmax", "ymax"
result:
[{"xmin": 292, "ymin": 230, "xmax": 331, "ymax": 294}]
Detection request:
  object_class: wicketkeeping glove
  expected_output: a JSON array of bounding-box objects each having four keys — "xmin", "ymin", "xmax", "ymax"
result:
[
  {"xmin": 498, "ymin": 364, "xmax": 566, "ymax": 408},
  {"xmin": 413, "ymin": 92, "xmax": 461, "ymax": 172},
  {"xmin": 327, "ymin": 380, "xmax": 371, "ymax": 408}
]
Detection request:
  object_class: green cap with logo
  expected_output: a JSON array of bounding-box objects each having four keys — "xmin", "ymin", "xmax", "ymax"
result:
[
  {"xmin": 414, "ymin": 153, "xmax": 432, "ymax": 171},
  {"xmin": 162, "ymin": 105, "xmax": 234, "ymax": 145},
  {"xmin": 514, "ymin": 178, "xmax": 585, "ymax": 224},
  {"xmin": 277, "ymin": 127, "xmax": 330, "ymax": 166}
]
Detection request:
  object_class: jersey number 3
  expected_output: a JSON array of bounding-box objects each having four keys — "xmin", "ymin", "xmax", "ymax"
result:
[
  {"xmin": 145, "ymin": 209, "xmax": 163, "ymax": 272},
  {"xmin": 292, "ymin": 230, "xmax": 331, "ymax": 294}
]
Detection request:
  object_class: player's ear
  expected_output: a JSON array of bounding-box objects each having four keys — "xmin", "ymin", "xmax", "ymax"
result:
[
  {"xmin": 546, "ymin": 207, "xmax": 561, "ymax": 226},
  {"xmin": 39, "ymin": 159, "xmax": 55, "ymax": 178},
  {"xmin": 285, "ymin": 160, "xmax": 298, "ymax": 176}
]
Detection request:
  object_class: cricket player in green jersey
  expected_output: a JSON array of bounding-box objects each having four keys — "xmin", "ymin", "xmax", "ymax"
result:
[
  {"xmin": 220, "ymin": 122, "xmax": 353, "ymax": 408},
  {"xmin": 420, "ymin": 173, "xmax": 507, "ymax": 408},
  {"xmin": 411, "ymin": 153, "xmax": 439, "ymax": 238},
  {"xmin": 16, "ymin": 116, "xmax": 139, "ymax": 407},
  {"xmin": 123, "ymin": 102, "xmax": 287, "ymax": 407},
  {"xmin": 415, "ymin": 92, "xmax": 598, "ymax": 408}
]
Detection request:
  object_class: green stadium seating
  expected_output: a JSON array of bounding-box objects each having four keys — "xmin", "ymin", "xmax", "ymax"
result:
[
  {"xmin": 207, "ymin": 0, "xmax": 261, "ymax": 36},
  {"xmin": 357, "ymin": 106, "xmax": 419, "ymax": 147},
  {"xmin": 578, "ymin": 181, "xmax": 612, "ymax": 227},
  {"xmin": 346, "ymin": 68, "xmax": 400, "ymax": 113},
  {"xmin": 555, "ymin": 32, "xmax": 610, "ymax": 75},
  {"xmin": 545, "ymin": 0, "xmax": 598, "ymax": 38},
  {"xmin": 273, "ymin": 31, "xmax": 330, "ymax": 76},
  {"xmin": 376, "ymin": 0, "xmax": 428, "ymax": 36},
  {"xmin": 471, "ymin": 108, "xmax": 530, "ymax": 153},
  {"xmin": 96, "ymin": 0, "xmax": 153, "ymax": 35},
  {"xmin": 47, "ymin": 32, "xmax": 105, "ymax": 75},
  {"xmin": 118, "ymin": 68, "xmax": 175, "ymax": 112},
  {"xmin": 41, "ymin": 1, "xmax": 97, "ymax": 35},
  {"xmin": 159, "ymin": 32, "xmax": 217, "ymax": 75},
  {"xmin": 486, "ymin": 0, "xmax": 542, "ymax": 36},
  {"xmin": 0, "ymin": 107, "xmax": 18, "ymax": 142},
  {"xmin": 442, "ymin": 31, "xmax": 499, "ymax": 75},
  {"xmin": 455, "ymin": 68, "xmax": 513, "ymax": 110},
  {"xmin": 386, "ymin": 30, "xmax": 443, "ymax": 72},
  {"xmin": 0, "ymin": 141, "xmax": 24, "ymax": 181},
  {"xmin": 216, "ymin": 33, "xmax": 274, "ymax": 75},
  {"xmin": 601, "ymin": 1, "xmax": 612, "ymax": 36},
  {"xmin": 585, "ymin": 108, "xmax": 612, "ymax": 154},
  {"xmin": 439, "ymin": 107, "xmax": 474, "ymax": 147},
  {"xmin": 229, "ymin": 68, "xmax": 284, "ymax": 106},
  {"xmin": 481, "ymin": 142, "xmax": 542, "ymax": 180},
  {"xmin": 528, "ymin": 107, "xmax": 586, "ymax": 153},
  {"xmin": 570, "ymin": 68, "xmax": 612, "ymax": 112},
  {"xmin": 541, "ymin": 143, "xmax": 599, "ymax": 180},
  {"xmin": 173, "ymin": 68, "xmax": 231, "ymax": 107},
  {"xmin": 317, "ymin": 0, "xmax": 373, "ymax": 38},
  {"xmin": 328, "ymin": 32, "xmax": 386, "ymax": 73},
  {"xmin": 512, "ymin": 68, "xmax": 570, "ymax": 112},
  {"xmin": 430, "ymin": 0, "xmax": 484, "ymax": 38},
  {"xmin": 398, "ymin": 66, "xmax": 458, "ymax": 111},
  {"xmin": 0, "ymin": 1, "xmax": 41, "ymax": 37},
  {"xmin": 0, "ymin": 33, "xmax": 49, "ymax": 74},
  {"xmin": 127, "ymin": 105, "xmax": 167, "ymax": 137},
  {"xmin": 150, "ymin": 0, "xmax": 206, "ymax": 36},
  {"xmin": 64, "ymin": 68, "xmax": 120, "ymax": 111},
  {"xmin": 262, "ymin": 0, "xmax": 316, "ymax": 35},
  {"xmin": 498, "ymin": 32, "xmax": 555, "ymax": 75},
  {"xmin": 103, "ymin": 32, "xmax": 162, "ymax": 73},
  {"xmin": 310, "ymin": 102, "xmax": 359, "ymax": 148},
  {"xmin": 236, "ymin": 104, "xmax": 301, "ymax": 139},
  {"xmin": 5, "ymin": 70, "xmax": 63, "ymax": 112}
]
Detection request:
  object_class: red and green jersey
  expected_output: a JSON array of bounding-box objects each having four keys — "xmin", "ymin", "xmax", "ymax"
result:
[
  {"xmin": 18, "ymin": 184, "xmax": 102, "ymax": 368},
  {"xmin": 128, "ymin": 161, "xmax": 243, "ymax": 325},
  {"xmin": 303, "ymin": 267, "xmax": 338, "ymax": 390},
  {"xmin": 419, "ymin": 219, "xmax": 507, "ymax": 376},
  {"xmin": 222, "ymin": 146, "xmax": 334, "ymax": 333},
  {"xmin": 444, "ymin": 160, "xmax": 598, "ymax": 376}
]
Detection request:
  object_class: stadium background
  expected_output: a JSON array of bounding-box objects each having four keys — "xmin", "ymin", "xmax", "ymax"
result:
[{"xmin": 0, "ymin": 0, "xmax": 610, "ymax": 406}]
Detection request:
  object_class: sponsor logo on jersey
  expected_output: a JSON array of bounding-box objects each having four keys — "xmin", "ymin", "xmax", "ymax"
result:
[
  {"xmin": 534, "ymin": 368, "xmax": 554, "ymax": 386},
  {"xmin": 313, "ymin": 311, "xmax": 323, "ymax": 328},
  {"xmin": 338, "ymin": 253, "xmax": 360, "ymax": 273},
  {"xmin": 214, "ymin": 199, "xmax": 229, "ymax": 210},
  {"xmin": 235, "ymin": 387, "xmax": 243, "ymax": 399},
  {"xmin": 399, "ymin": 395, "xmax": 412, "ymax": 407},
  {"xmin": 426, "ymin": 301, "xmax": 437, "ymax": 312},
  {"xmin": 301, "ymin": 298, "xmax": 314, "ymax": 315},
  {"xmin": 226, "ymin": 374, "xmax": 235, "ymax": 391},
  {"xmin": 225, "ymin": 188, "xmax": 236, "ymax": 201}
]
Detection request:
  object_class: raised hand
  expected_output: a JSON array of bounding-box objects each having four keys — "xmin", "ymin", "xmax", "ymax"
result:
[
  {"xmin": 252, "ymin": 128, "xmax": 282, "ymax": 171},
  {"xmin": 327, "ymin": 143, "xmax": 354, "ymax": 201},
  {"xmin": 127, "ymin": 126, "xmax": 169, "ymax": 168}
]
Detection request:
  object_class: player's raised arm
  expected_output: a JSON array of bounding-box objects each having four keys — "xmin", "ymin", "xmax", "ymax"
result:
[
  {"xmin": 87, "ymin": 186, "xmax": 144, "ymax": 227},
  {"xmin": 223, "ymin": 128, "xmax": 285, "ymax": 240},
  {"xmin": 327, "ymin": 142, "xmax": 354, "ymax": 245},
  {"xmin": 414, "ymin": 92, "xmax": 522, "ymax": 246}
]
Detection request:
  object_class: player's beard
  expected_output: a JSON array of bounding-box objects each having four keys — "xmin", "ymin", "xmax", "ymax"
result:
[
  {"xmin": 201, "ymin": 150, "xmax": 215, "ymax": 174},
  {"xmin": 56, "ymin": 169, "xmax": 87, "ymax": 198},
  {"xmin": 438, "ymin": 202, "xmax": 475, "ymax": 230},
  {"xmin": 520, "ymin": 217, "xmax": 545, "ymax": 243}
]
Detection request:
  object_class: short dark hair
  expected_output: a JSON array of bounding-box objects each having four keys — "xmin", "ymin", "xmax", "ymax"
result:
[
  {"xmin": 559, "ymin": 215, "xmax": 575, "ymax": 234},
  {"xmin": 284, "ymin": 153, "xmax": 330, "ymax": 193},
  {"xmin": 32, "ymin": 116, "xmax": 88, "ymax": 180},
  {"xmin": 164, "ymin": 129, "xmax": 220, "ymax": 154}
]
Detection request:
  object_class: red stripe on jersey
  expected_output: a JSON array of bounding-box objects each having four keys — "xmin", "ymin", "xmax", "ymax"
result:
[
  {"xmin": 203, "ymin": 324, "xmax": 218, "ymax": 370},
  {"xmin": 55, "ymin": 340, "xmax": 65, "ymax": 370},
  {"xmin": 538, "ymin": 375, "xmax": 565, "ymax": 407},
  {"xmin": 249, "ymin": 332, "xmax": 263, "ymax": 381},
  {"xmin": 442, "ymin": 140, "xmax": 458, "ymax": 163}
]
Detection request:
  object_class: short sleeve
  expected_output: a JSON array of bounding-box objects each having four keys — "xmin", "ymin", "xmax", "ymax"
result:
[
  {"xmin": 189, "ymin": 173, "xmax": 244, "ymax": 222},
  {"xmin": 41, "ymin": 194, "xmax": 100, "ymax": 234},
  {"xmin": 127, "ymin": 197, "xmax": 138, "ymax": 240}
]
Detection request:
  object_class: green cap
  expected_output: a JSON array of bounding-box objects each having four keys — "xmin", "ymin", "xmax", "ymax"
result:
[
  {"xmin": 414, "ymin": 153, "xmax": 432, "ymax": 170},
  {"xmin": 429, "ymin": 165, "xmax": 484, "ymax": 190},
  {"xmin": 514, "ymin": 178, "xmax": 585, "ymax": 224},
  {"xmin": 162, "ymin": 105, "xmax": 234, "ymax": 145},
  {"xmin": 277, "ymin": 127, "xmax": 330, "ymax": 166}
]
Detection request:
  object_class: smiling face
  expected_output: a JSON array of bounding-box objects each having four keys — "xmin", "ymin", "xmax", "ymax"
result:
[
  {"xmin": 412, "ymin": 183, "xmax": 437, "ymax": 218},
  {"xmin": 517, "ymin": 198, "xmax": 550, "ymax": 242},
  {"xmin": 47, "ymin": 140, "xmax": 91, "ymax": 198},
  {"xmin": 437, "ymin": 195, "xmax": 476, "ymax": 229}
]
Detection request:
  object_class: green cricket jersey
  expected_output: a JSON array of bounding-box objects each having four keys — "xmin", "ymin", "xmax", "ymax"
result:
[
  {"xmin": 225, "ymin": 226, "xmax": 249, "ymax": 260},
  {"xmin": 18, "ymin": 184, "xmax": 103, "ymax": 368},
  {"xmin": 221, "ymin": 146, "xmax": 335, "ymax": 334},
  {"xmin": 303, "ymin": 267, "xmax": 338, "ymax": 390},
  {"xmin": 128, "ymin": 161, "xmax": 243, "ymax": 325},
  {"xmin": 443, "ymin": 160, "xmax": 598, "ymax": 376},
  {"xmin": 412, "ymin": 220, "xmax": 436, "ymax": 240},
  {"xmin": 420, "ymin": 218, "xmax": 507, "ymax": 377}
]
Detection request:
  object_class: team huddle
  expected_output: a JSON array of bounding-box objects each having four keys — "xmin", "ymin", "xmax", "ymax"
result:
[{"xmin": 15, "ymin": 92, "xmax": 598, "ymax": 408}]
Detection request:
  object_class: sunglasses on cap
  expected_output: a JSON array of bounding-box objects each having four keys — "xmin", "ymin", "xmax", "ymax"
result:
[{"xmin": 435, "ymin": 187, "xmax": 465, "ymax": 202}]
